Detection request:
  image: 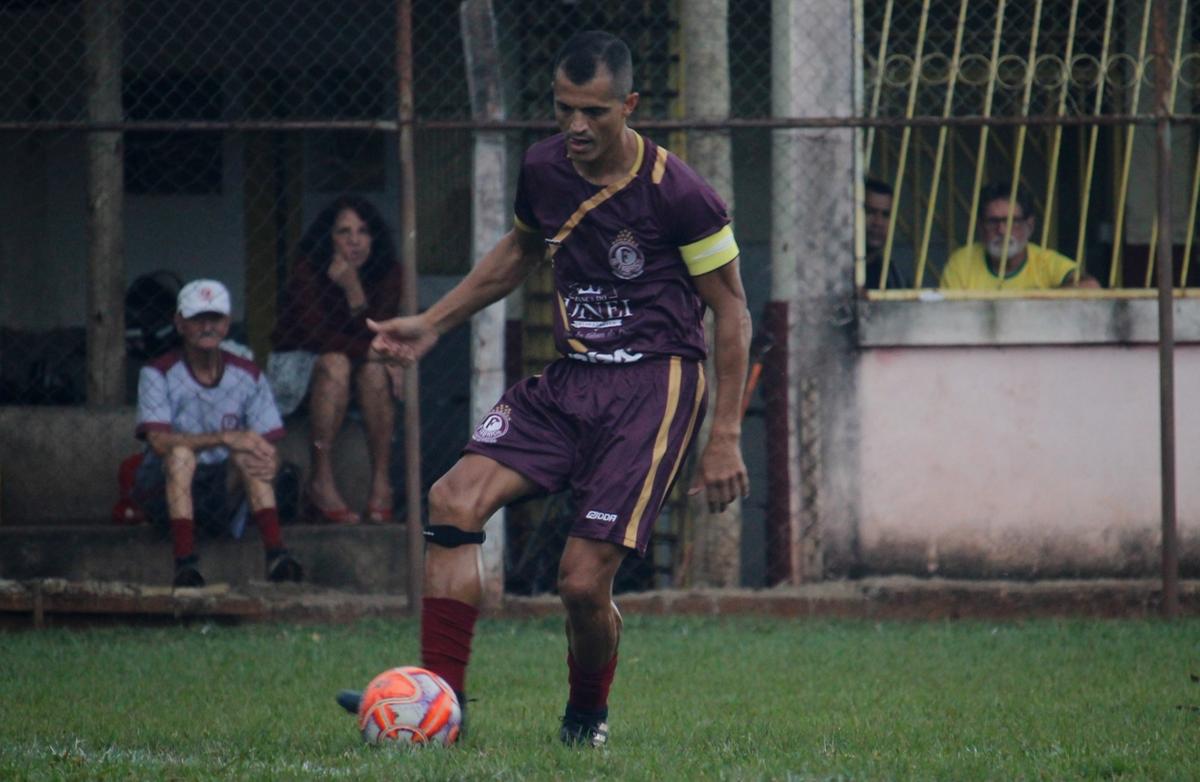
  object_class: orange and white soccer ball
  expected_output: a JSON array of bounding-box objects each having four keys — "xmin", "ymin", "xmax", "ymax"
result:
[{"xmin": 357, "ymin": 666, "xmax": 462, "ymax": 747}]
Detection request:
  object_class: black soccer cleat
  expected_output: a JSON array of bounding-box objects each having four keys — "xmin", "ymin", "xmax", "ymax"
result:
[
  {"xmin": 456, "ymin": 693, "xmax": 468, "ymax": 741},
  {"xmin": 336, "ymin": 689, "xmax": 362, "ymax": 715},
  {"xmin": 173, "ymin": 556, "xmax": 205, "ymax": 588},
  {"xmin": 267, "ymin": 552, "xmax": 303, "ymax": 582},
  {"xmin": 559, "ymin": 705, "xmax": 609, "ymax": 748}
]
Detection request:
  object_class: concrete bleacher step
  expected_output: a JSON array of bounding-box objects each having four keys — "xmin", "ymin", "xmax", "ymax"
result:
[
  {"xmin": 0, "ymin": 522, "xmax": 409, "ymax": 593},
  {"xmin": 0, "ymin": 578, "xmax": 414, "ymax": 628}
]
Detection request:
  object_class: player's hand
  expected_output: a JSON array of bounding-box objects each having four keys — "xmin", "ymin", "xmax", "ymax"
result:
[
  {"xmin": 367, "ymin": 316, "xmax": 439, "ymax": 368},
  {"xmin": 688, "ymin": 433, "xmax": 750, "ymax": 514}
]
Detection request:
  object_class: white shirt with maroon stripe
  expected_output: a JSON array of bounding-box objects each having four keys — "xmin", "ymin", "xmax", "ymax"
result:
[{"xmin": 136, "ymin": 349, "xmax": 285, "ymax": 466}]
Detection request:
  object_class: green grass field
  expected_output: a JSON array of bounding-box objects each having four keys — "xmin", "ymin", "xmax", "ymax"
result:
[{"xmin": 1, "ymin": 615, "xmax": 1197, "ymax": 781}]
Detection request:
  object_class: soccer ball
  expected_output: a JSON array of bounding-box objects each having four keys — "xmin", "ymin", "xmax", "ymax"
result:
[{"xmin": 357, "ymin": 666, "xmax": 462, "ymax": 747}]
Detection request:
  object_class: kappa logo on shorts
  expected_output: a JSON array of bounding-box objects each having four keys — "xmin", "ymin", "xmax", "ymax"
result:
[
  {"xmin": 472, "ymin": 404, "xmax": 512, "ymax": 443},
  {"xmin": 608, "ymin": 229, "xmax": 644, "ymax": 280},
  {"xmin": 585, "ymin": 510, "xmax": 618, "ymax": 523}
]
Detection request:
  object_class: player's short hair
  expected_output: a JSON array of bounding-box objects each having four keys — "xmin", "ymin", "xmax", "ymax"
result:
[
  {"xmin": 553, "ymin": 30, "xmax": 634, "ymax": 98},
  {"xmin": 978, "ymin": 181, "xmax": 1037, "ymax": 222},
  {"xmin": 864, "ymin": 178, "xmax": 893, "ymax": 198}
]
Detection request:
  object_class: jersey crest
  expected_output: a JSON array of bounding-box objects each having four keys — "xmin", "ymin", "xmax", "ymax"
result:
[
  {"xmin": 473, "ymin": 404, "xmax": 512, "ymax": 444},
  {"xmin": 608, "ymin": 229, "xmax": 644, "ymax": 280}
]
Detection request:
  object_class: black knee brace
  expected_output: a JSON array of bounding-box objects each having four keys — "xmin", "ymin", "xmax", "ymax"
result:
[{"xmin": 423, "ymin": 525, "xmax": 486, "ymax": 548}]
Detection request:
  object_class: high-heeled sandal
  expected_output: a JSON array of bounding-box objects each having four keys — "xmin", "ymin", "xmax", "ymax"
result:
[{"xmin": 364, "ymin": 504, "xmax": 394, "ymax": 524}]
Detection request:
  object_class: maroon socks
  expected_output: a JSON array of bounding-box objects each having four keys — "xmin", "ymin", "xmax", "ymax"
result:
[
  {"xmin": 421, "ymin": 597, "xmax": 480, "ymax": 695},
  {"xmin": 169, "ymin": 517, "xmax": 195, "ymax": 560},
  {"xmin": 567, "ymin": 651, "xmax": 618, "ymax": 713},
  {"xmin": 173, "ymin": 509, "xmax": 285, "ymax": 564},
  {"xmin": 252, "ymin": 507, "xmax": 284, "ymax": 551},
  {"xmin": 419, "ymin": 594, "xmax": 617, "ymax": 713}
]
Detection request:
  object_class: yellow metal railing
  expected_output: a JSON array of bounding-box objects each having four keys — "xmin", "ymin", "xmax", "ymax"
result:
[
  {"xmin": 913, "ymin": 0, "xmax": 968, "ymax": 289},
  {"xmin": 1143, "ymin": 0, "xmax": 1192, "ymax": 287},
  {"xmin": 1072, "ymin": 0, "xmax": 1115, "ymax": 283},
  {"xmin": 994, "ymin": 0, "xmax": 1043, "ymax": 281},
  {"xmin": 1107, "ymin": 0, "xmax": 1153, "ymax": 288},
  {"xmin": 1039, "ymin": 0, "xmax": 1080, "ymax": 254},
  {"xmin": 861, "ymin": 0, "xmax": 1199, "ymax": 295},
  {"xmin": 964, "ymin": 0, "xmax": 1008, "ymax": 251},
  {"xmin": 878, "ymin": 0, "xmax": 931, "ymax": 290}
]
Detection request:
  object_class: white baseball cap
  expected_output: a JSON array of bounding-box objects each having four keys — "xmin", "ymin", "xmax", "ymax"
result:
[{"xmin": 177, "ymin": 279, "xmax": 231, "ymax": 318}]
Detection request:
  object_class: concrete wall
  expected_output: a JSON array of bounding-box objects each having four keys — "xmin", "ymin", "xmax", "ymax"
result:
[
  {"xmin": 859, "ymin": 344, "xmax": 1200, "ymax": 576},
  {"xmin": 853, "ymin": 298, "xmax": 1200, "ymax": 577}
]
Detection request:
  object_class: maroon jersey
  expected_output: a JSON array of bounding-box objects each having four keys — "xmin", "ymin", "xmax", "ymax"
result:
[{"xmin": 514, "ymin": 132, "xmax": 739, "ymax": 364}]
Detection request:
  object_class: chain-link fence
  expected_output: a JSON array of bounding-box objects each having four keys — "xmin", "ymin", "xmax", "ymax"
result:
[{"xmin": 1, "ymin": 0, "xmax": 1195, "ymax": 593}]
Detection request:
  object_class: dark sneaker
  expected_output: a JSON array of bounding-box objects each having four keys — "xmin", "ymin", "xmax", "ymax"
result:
[
  {"xmin": 267, "ymin": 552, "xmax": 303, "ymax": 582},
  {"xmin": 560, "ymin": 706, "xmax": 609, "ymax": 748},
  {"xmin": 456, "ymin": 693, "xmax": 468, "ymax": 741},
  {"xmin": 173, "ymin": 562, "xmax": 205, "ymax": 588},
  {"xmin": 336, "ymin": 689, "xmax": 362, "ymax": 715}
]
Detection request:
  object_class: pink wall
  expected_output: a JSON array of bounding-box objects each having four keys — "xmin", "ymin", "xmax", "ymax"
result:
[{"xmin": 858, "ymin": 346, "xmax": 1200, "ymax": 576}]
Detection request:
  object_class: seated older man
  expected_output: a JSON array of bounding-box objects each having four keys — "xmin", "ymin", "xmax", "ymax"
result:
[{"xmin": 941, "ymin": 182, "xmax": 1099, "ymax": 291}]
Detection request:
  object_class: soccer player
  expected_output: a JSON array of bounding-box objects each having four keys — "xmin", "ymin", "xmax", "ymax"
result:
[
  {"xmin": 339, "ymin": 30, "xmax": 750, "ymax": 747},
  {"xmin": 133, "ymin": 279, "xmax": 303, "ymax": 587}
]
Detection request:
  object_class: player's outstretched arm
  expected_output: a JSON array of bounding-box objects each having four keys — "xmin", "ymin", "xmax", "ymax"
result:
[
  {"xmin": 689, "ymin": 257, "xmax": 752, "ymax": 513},
  {"xmin": 368, "ymin": 228, "xmax": 544, "ymax": 367}
]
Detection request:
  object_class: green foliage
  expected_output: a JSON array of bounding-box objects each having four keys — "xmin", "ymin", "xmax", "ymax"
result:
[{"xmin": 1, "ymin": 616, "xmax": 1197, "ymax": 780}]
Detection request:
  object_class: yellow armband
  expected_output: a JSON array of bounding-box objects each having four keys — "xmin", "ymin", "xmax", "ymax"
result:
[{"xmin": 680, "ymin": 224, "xmax": 739, "ymax": 276}]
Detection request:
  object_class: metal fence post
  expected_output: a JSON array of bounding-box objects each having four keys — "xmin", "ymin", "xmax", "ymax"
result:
[
  {"xmin": 1151, "ymin": 0, "xmax": 1177, "ymax": 619},
  {"xmin": 397, "ymin": 0, "xmax": 424, "ymax": 614},
  {"xmin": 83, "ymin": 0, "xmax": 125, "ymax": 406}
]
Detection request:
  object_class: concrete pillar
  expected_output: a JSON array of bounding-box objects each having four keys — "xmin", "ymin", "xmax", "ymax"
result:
[
  {"xmin": 680, "ymin": 0, "xmax": 741, "ymax": 587},
  {"xmin": 462, "ymin": 0, "xmax": 508, "ymax": 607},
  {"xmin": 83, "ymin": 0, "xmax": 125, "ymax": 406},
  {"xmin": 770, "ymin": 0, "xmax": 861, "ymax": 581}
]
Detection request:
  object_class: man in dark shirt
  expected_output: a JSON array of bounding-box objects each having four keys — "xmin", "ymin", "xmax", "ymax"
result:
[
  {"xmin": 864, "ymin": 178, "xmax": 921, "ymax": 290},
  {"xmin": 340, "ymin": 31, "xmax": 750, "ymax": 748}
]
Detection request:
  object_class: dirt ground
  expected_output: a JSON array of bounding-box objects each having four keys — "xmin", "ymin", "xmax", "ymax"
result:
[{"xmin": 2, "ymin": 576, "xmax": 1196, "ymax": 629}]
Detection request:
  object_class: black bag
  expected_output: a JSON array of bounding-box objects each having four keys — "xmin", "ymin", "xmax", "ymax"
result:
[
  {"xmin": 125, "ymin": 271, "xmax": 183, "ymax": 360},
  {"xmin": 275, "ymin": 460, "xmax": 303, "ymax": 525}
]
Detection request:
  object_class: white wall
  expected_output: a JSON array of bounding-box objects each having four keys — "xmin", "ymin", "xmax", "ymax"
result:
[
  {"xmin": 858, "ymin": 343, "xmax": 1200, "ymax": 576},
  {"xmin": 0, "ymin": 134, "xmax": 248, "ymax": 328},
  {"xmin": 0, "ymin": 135, "xmax": 87, "ymax": 330},
  {"xmin": 0, "ymin": 128, "xmax": 408, "ymax": 331},
  {"xmin": 125, "ymin": 133, "xmax": 248, "ymax": 317}
]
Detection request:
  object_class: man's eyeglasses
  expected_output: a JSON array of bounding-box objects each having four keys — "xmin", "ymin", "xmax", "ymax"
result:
[{"xmin": 982, "ymin": 215, "xmax": 1029, "ymax": 229}]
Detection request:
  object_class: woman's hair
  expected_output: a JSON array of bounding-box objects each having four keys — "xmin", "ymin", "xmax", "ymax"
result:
[{"xmin": 298, "ymin": 195, "xmax": 397, "ymax": 284}]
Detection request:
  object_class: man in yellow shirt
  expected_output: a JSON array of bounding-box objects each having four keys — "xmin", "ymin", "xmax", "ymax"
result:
[{"xmin": 941, "ymin": 182, "xmax": 1099, "ymax": 290}]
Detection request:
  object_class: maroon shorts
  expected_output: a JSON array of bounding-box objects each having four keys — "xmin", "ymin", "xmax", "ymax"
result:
[{"xmin": 464, "ymin": 356, "xmax": 707, "ymax": 556}]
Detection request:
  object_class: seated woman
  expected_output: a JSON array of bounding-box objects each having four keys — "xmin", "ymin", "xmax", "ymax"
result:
[{"xmin": 272, "ymin": 196, "xmax": 404, "ymax": 524}]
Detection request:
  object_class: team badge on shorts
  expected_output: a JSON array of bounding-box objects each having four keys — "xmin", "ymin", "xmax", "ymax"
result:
[
  {"xmin": 608, "ymin": 229, "xmax": 644, "ymax": 280},
  {"xmin": 473, "ymin": 404, "xmax": 512, "ymax": 443}
]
